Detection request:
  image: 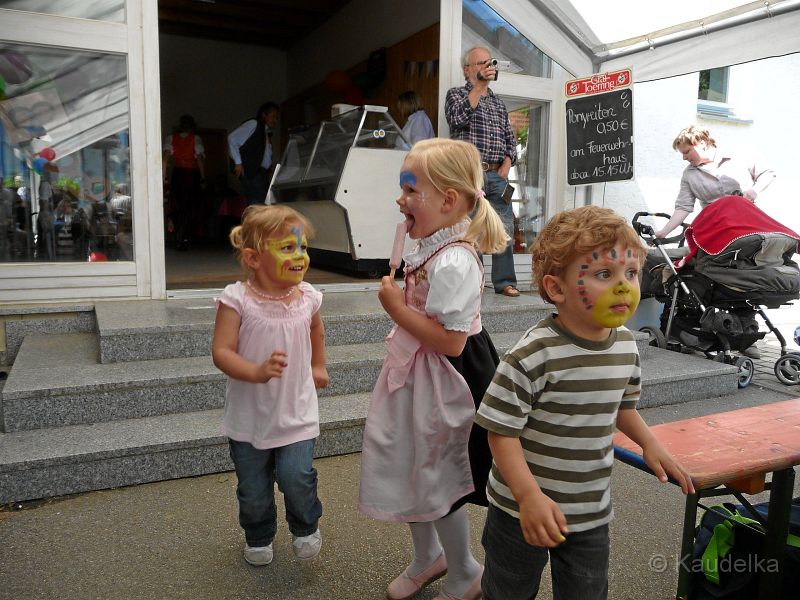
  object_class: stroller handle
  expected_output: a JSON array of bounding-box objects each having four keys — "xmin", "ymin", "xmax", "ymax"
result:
[{"xmin": 631, "ymin": 212, "xmax": 687, "ymax": 246}]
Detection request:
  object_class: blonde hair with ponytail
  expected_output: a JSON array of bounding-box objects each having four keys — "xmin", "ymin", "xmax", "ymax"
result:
[
  {"xmin": 228, "ymin": 204, "xmax": 315, "ymax": 274},
  {"xmin": 405, "ymin": 138, "xmax": 509, "ymax": 254}
]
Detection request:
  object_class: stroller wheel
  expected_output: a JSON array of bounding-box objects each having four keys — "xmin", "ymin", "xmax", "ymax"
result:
[
  {"xmin": 774, "ymin": 353, "xmax": 800, "ymax": 386},
  {"xmin": 640, "ymin": 326, "xmax": 667, "ymax": 349},
  {"xmin": 733, "ymin": 356, "xmax": 755, "ymax": 388}
]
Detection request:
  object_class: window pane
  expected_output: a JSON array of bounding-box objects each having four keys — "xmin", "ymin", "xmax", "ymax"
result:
[
  {"xmin": 0, "ymin": 42, "xmax": 132, "ymax": 263},
  {"xmin": 504, "ymin": 99, "xmax": 549, "ymax": 253},
  {"xmin": 462, "ymin": 0, "xmax": 552, "ymax": 79},
  {"xmin": 698, "ymin": 67, "xmax": 728, "ymax": 102},
  {"xmin": 0, "ymin": 0, "xmax": 125, "ymax": 22}
]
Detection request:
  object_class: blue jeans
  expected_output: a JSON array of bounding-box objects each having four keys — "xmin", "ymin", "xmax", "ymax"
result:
[
  {"xmin": 481, "ymin": 505, "xmax": 609, "ymax": 600},
  {"xmin": 483, "ymin": 171, "xmax": 517, "ymax": 292},
  {"xmin": 228, "ymin": 438, "xmax": 322, "ymax": 547}
]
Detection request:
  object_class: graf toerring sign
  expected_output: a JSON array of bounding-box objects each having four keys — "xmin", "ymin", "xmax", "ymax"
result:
[{"xmin": 565, "ymin": 68, "xmax": 634, "ymax": 185}]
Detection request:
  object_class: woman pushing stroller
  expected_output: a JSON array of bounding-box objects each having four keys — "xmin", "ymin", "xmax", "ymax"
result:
[
  {"xmin": 653, "ymin": 125, "xmax": 777, "ymax": 359},
  {"xmin": 654, "ymin": 125, "xmax": 776, "ymax": 240}
]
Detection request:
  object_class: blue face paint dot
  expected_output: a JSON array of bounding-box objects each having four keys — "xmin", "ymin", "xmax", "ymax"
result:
[
  {"xmin": 592, "ymin": 252, "xmax": 599, "ymax": 260},
  {"xmin": 610, "ymin": 248, "xmax": 617, "ymax": 259},
  {"xmin": 580, "ymin": 264, "xmax": 589, "ymax": 270},
  {"xmin": 399, "ymin": 171, "xmax": 417, "ymax": 188},
  {"xmin": 627, "ymin": 249, "xmax": 632, "ymax": 258},
  {"xmin": 577, "ymin": 279, "xmax": 584, "ymax": 286}
]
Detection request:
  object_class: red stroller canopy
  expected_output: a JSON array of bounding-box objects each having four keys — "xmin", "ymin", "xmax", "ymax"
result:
[{"xmin": 677, "ymin": 195, "xmax": 800, "ymax": 269}]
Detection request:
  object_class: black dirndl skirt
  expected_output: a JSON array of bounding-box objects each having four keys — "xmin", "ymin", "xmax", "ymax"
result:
[{"xmin": 446, "ymin": 327, "xmax": 499, "ymax": 512}]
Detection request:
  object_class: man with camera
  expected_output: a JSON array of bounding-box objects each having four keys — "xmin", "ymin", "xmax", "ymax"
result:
[{"xmin": 445, "ymin": 46, "xmax": 520, "ymax": 297}]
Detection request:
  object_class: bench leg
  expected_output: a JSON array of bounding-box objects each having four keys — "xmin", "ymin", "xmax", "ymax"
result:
[
  {"xmin": 757, "ymin": 467, "xmax": 795, "ymax": 599},
  {"xmin": 676, "ymin": 492, "xmax": 699, "ymax": 600}
]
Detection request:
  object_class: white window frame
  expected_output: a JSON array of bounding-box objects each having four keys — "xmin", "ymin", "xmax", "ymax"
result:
[{"xmin": 0, "ymin": 3, "xmax": 165, "ymax": 302}]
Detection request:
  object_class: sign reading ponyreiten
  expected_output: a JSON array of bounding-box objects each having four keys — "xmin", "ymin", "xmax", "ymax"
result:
[{"xmin": 565, "ymin": 69, "xmax": 634, "ymax": 186}]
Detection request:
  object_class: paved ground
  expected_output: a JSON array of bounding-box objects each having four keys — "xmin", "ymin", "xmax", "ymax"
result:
[{"xmin": 2, "ymin": 305, "xmax": 800, "ymax": 600}]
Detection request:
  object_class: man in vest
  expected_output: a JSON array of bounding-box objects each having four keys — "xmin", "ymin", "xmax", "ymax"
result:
[
  {"xmin": 163, "ymin": 114, "xmax": 205, "ymax": 250},
  {"xmin": 228, "ymin": 101, "xmax": 280, "ymax": 206}
]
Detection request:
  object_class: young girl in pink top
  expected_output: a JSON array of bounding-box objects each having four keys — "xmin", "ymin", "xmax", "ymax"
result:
[
  {"xmin": 212, "ymin": 205, "xmax": 329, "ymax": 567},
  {"xmin": 359, "ymin": 139, "xmax": 509, "ymax": 600}
]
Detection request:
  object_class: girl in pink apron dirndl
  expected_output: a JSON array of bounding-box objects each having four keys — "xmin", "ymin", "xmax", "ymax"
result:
[{"xmin": 358, "ymin": 139, "xmax": 509, "ymax": 600}]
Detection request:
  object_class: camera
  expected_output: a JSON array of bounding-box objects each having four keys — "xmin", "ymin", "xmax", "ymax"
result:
[{"xmin": 477, "ymin": 58, "xmax": 511, "ymax": 81}]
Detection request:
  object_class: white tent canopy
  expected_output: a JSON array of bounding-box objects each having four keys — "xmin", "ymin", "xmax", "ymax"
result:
[{"xmin": 527, "ymin": 0, "xmax": 800, "ymax": 81}]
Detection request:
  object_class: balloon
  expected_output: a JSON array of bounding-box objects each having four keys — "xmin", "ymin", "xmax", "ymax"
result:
[
  {"xmin": 324, "ymin": 69, "xmax": 351, "ymax": 93},
  {"xmin": 38, "ymin": 147, "xmax": 56, "ymax": 161},
  {"xmin": 32, "ymin": 156, "xmax": 48, "ymax": 174},
  {"xmin": 343, "ymin": 84, "xmax": 364, "ymax": 105},
  {"xmin": 89, "ymin": 251, "xmax": 108, "ymax": 262}
]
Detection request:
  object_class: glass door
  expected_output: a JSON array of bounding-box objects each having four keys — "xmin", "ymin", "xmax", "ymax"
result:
[{"xmin": 504, "ymin": 99, "xmax": 548, "ymax": 253}]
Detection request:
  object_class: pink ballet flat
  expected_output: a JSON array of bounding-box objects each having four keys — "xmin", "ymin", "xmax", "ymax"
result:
[
  {"xmin": 386, "ymin": 552, "xmax": 448, "ymax": 600},
  {"xmin": 433, "ymin": 565, "xmax": 483, "ymax": 600}
]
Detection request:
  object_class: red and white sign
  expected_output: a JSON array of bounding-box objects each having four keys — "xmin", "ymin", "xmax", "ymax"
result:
[{"xmin": 565, "ymin": 68, "xmax": 632, "ymax": 98}]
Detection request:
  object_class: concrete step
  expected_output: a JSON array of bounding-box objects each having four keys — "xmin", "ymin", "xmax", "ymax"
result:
[
  {"xmin": 2, "ymin": 325, "xmax": 733, "ymax": 433},
  {"xmin": 0, "ymin": 392, "xmax": 370, "ymax": 504},
  {"xmin": 94, "ymin": 292, "xmax": 554, "ymax": 363},
  {"xmin": 0, "ymin": 344, "xmax": 737, "ymax": 504},
  {"xmin": 0, "ymin": 322, "xmax": 738, "ymax": 503},
  {"xmin": 2, "ymin": 330, "xmax": 539, "ymax": 431}
]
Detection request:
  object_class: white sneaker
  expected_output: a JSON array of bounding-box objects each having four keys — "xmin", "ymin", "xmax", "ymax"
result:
[
  {"xmin": 291, "ymin": 528, "xmax": 322, "ymax": 560},
  {"xmin": 244, "ymin": 543, "xmax": 273, "ymax": 566}
]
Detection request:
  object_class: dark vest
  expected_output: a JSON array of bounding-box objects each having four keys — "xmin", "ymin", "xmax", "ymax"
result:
[{"xmin": 239, "ymin": 120, "xmax": 268, "ymax": 178}]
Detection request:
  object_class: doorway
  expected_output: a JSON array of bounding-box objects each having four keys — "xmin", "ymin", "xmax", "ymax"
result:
[{"xmin": 158, "ymin": 0, "xmax": 441, "ymax": 292}]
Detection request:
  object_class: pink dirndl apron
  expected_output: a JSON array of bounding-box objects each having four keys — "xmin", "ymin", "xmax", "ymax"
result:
[{"xmin": 358, "ymin": 241, "xmax": 483, "ymax": 522}]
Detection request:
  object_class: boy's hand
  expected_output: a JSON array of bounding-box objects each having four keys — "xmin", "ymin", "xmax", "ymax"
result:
[
  {"xmin": 378, "ymin": 276, "xmax": 404, "ymax": 318},
  {"xmin": 518, "ymin": 490, "xmax": 569, "ymax": 547},
  {"xmin": 254, "ymin": 351, "xmax": 288, "ymax": 383},
  {"xmin": 312, "ymin": 365, "xmax": 329, "ymax": 389},
  {"xmin": 642, "ymin": 443, "xmax": 696, "ymax": 495}
]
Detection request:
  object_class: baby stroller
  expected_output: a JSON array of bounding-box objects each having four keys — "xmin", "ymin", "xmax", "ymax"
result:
[{"xmin": 632, "ymin": 195, "xmax": 800, "ymax": 388}]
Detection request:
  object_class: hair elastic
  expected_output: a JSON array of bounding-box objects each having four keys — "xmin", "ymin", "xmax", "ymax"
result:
[{"xmin": 475, "ymin": 189, "xmax": 486, "ymax": 201}]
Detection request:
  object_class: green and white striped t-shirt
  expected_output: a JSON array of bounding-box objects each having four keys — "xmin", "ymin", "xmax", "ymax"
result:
[{"xmin": 475, "ymin": 315, "xmax": 640, "ymax": 533}]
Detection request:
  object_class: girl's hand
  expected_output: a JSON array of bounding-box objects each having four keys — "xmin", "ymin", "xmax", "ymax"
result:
[
  {"xmin": 254, "ymin": 351, "xmax": 288, "ymax": 383},
  {"xmin": 518, "ymin": 490, "xmax": 569, "ymax": 548},
  {"xmin": 312, "ymin": 365, "xmax": 329, "ymax": 389},
  {"xmin": 378, "ymin": 276, "xmax": 404, "ymax": 319}
]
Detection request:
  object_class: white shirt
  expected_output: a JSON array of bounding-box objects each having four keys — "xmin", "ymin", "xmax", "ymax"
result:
[
  {"xmin": 401, "ymin": 110, "xmax": 435, "ymax": 145},
  {"xmin": 402, "ymin": 220, "xmax": 482, "ymax": 332}
]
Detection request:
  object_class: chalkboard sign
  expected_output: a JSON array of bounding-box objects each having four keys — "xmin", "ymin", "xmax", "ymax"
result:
[{"xmin": 566, "ymin": 88, "xmax": 633, "ymax": 185}]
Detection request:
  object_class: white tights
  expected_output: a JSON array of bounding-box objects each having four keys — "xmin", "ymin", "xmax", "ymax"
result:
[{"xmin": 407, "ymin": 507, "xmax": 482, "ymax": 595}]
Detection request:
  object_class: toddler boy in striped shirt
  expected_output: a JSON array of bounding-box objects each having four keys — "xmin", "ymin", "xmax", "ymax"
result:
[{"xmin": 475, "ymin": 205, "xmax": 694, "ymax": 600}]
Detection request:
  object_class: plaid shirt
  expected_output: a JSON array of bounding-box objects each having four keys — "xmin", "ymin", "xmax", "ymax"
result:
[{"xmin": 445, "ymin": 82, "xmax": 517, "ymax": 165}]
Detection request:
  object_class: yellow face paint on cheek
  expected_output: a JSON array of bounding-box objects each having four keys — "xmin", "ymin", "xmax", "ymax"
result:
[
  {"xmin": 591, "ymin": 283, "xmax": 640, "ymax": 328},
  {"xmin": 267, "ymin": 232, "xmax": 310, "ymax": 283}
]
